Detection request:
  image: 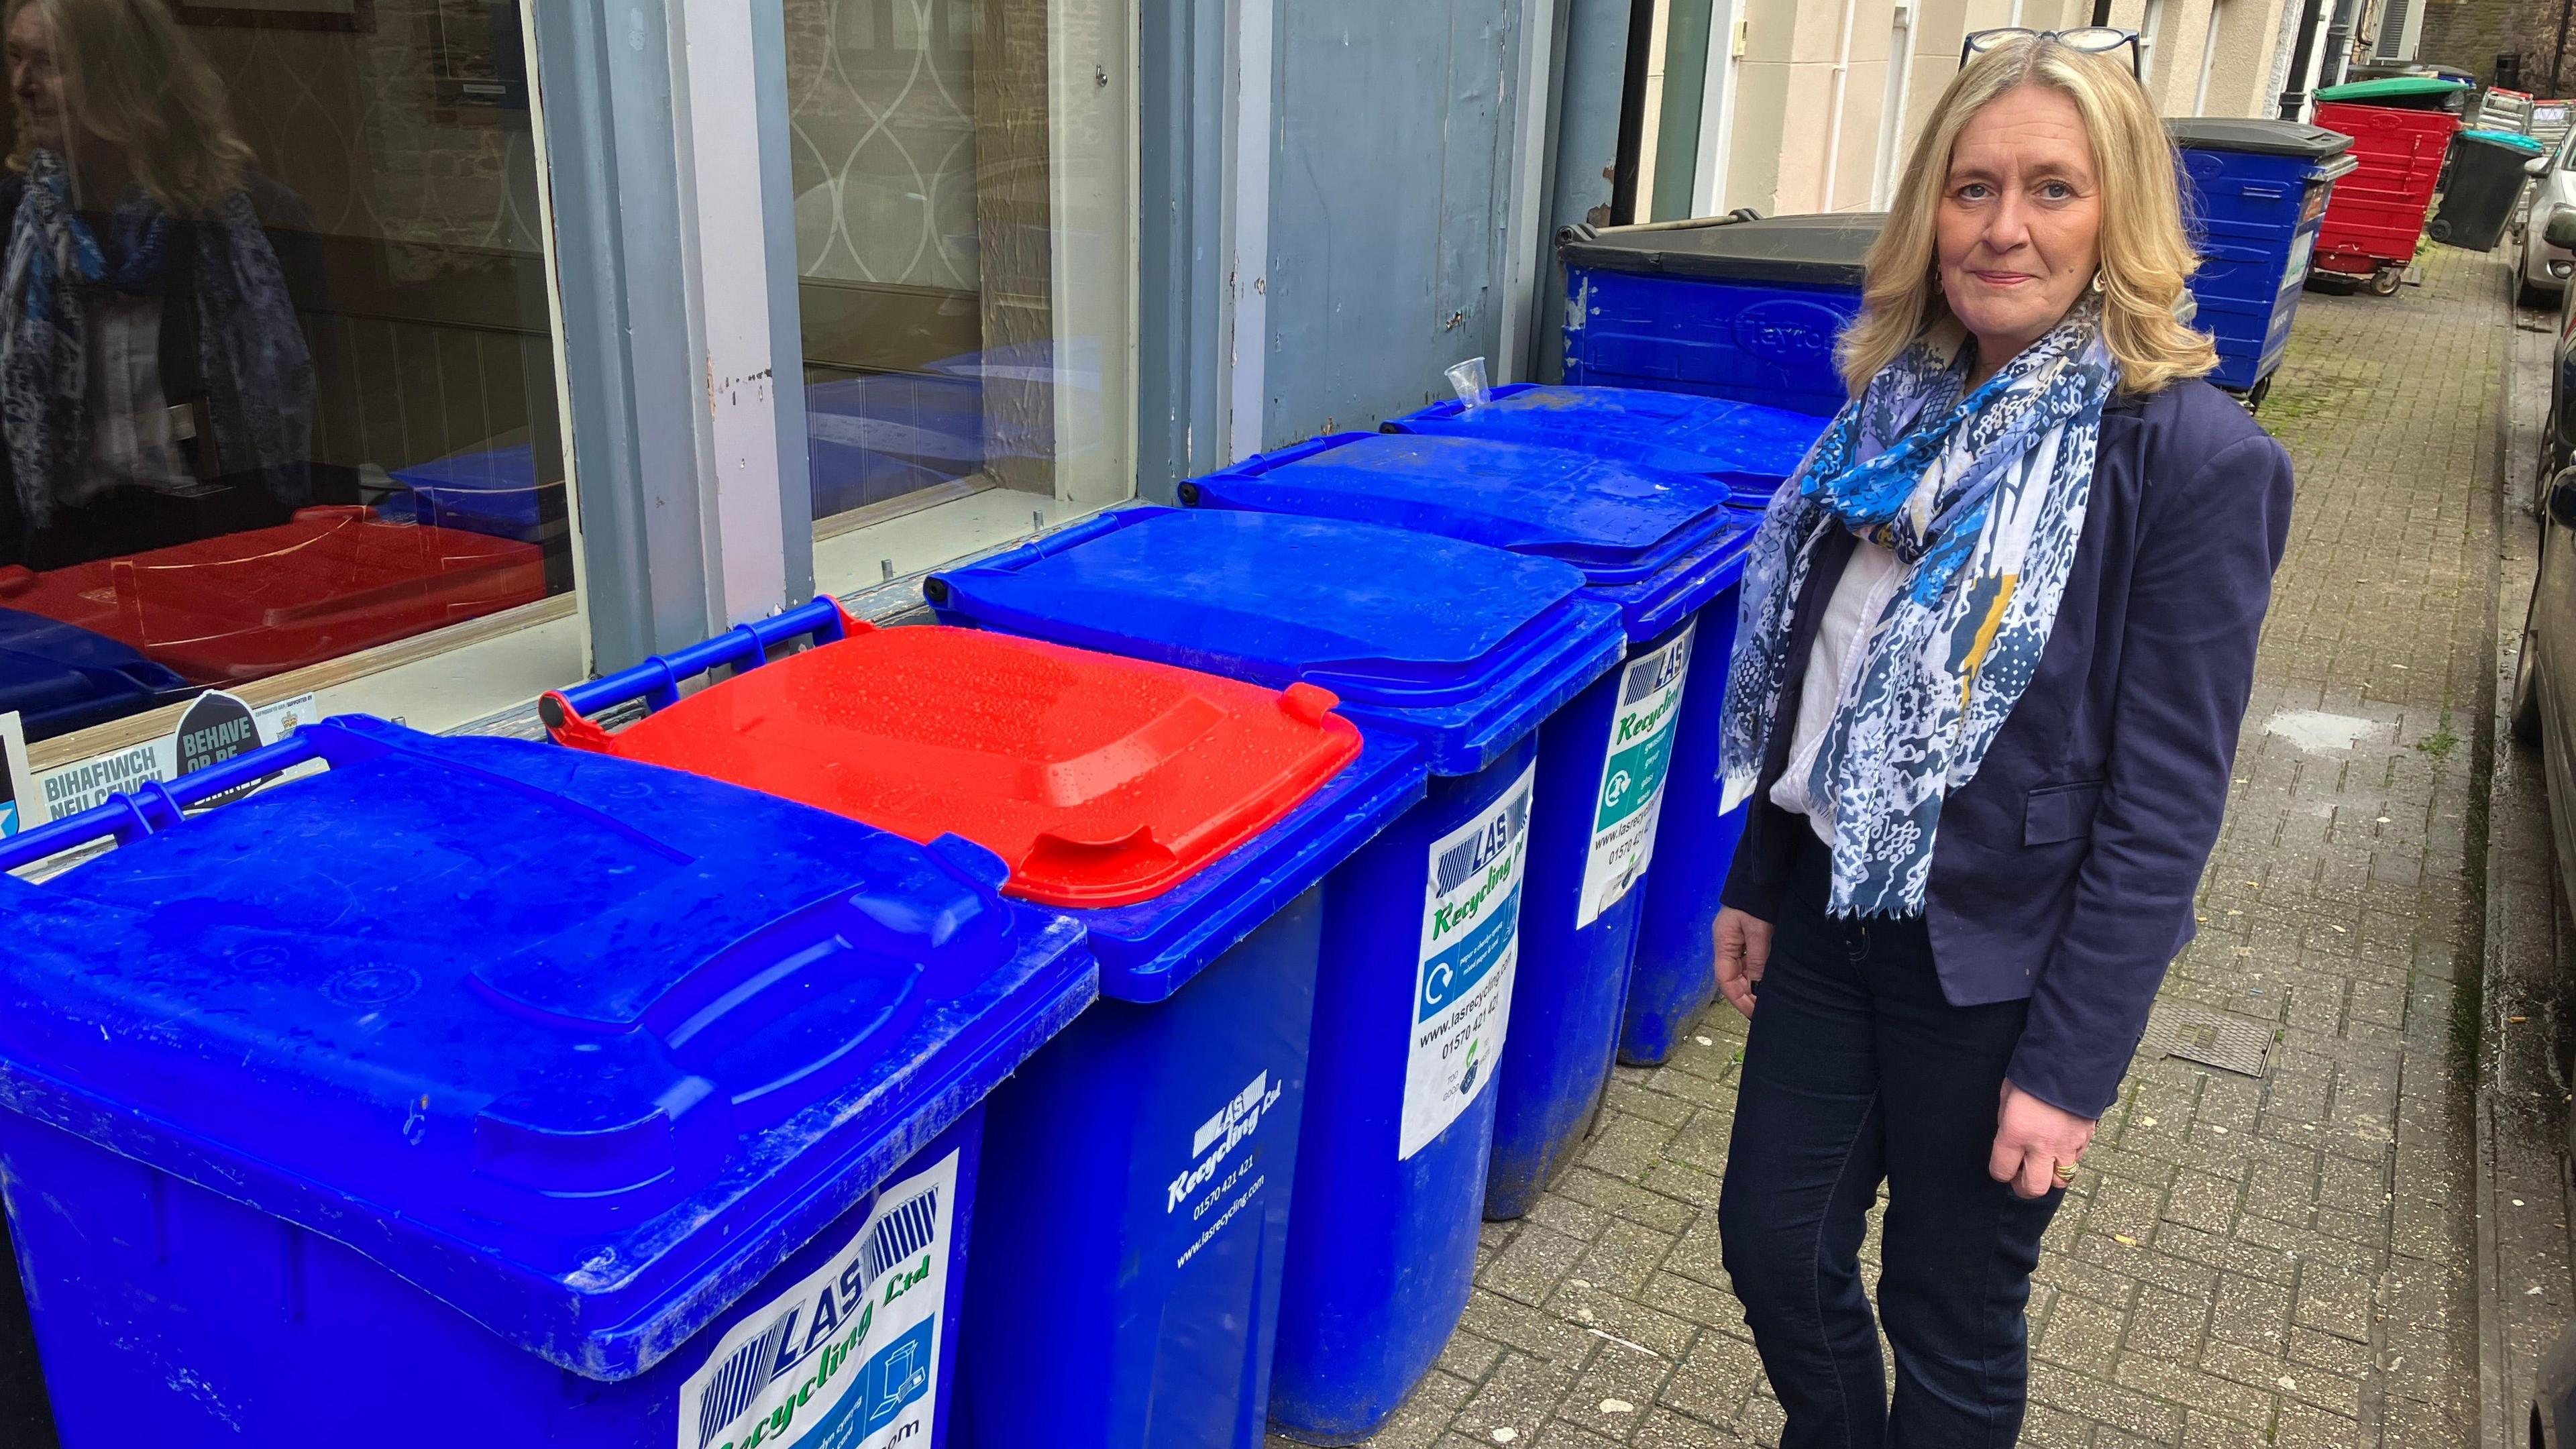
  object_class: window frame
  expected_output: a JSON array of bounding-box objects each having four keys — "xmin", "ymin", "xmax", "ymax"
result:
[
  {"xmin": 15, "ymin": 0, "xmax": 1218, "ymax": 800},
  {"xmin": 11, "ymin": 0, "xmax": 597, "ymax": 780},
  {"xmin": 779, "ymin": 0, "xmax": 1152, "ymax": 601}
]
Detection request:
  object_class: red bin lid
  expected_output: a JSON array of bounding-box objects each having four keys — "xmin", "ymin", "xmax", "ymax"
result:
[
  {"xmin": 564, "ymin": 623, "xmax": 1363, "ymax": 908},
  {"xmin": 0, "ymin": 506, "xmax": 546, "ymax": 685}
]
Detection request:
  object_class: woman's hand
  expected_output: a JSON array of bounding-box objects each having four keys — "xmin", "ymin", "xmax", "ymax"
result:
[
  {"xmin": 1714, "ymin": 908, "xmax": 1773, "ymax": 1018},
  {"xmin": 1990, "ymin": 1081, "xmax": 2096, "ymax": 1199}
]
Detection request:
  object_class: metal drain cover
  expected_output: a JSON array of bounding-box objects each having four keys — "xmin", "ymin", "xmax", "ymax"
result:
[{"xmin": 2161, "ymin": 1010, "xmax": 2272, "ymax": 1077}]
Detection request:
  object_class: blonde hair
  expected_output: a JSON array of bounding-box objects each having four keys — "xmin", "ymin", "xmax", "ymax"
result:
[
  {"xmin": 1838, "ymin": 34, "xmax": 2215, "ymax": 397},
  {"xmin": 6, "ymin": 0, "xmax": 252, "ymax": 215}
]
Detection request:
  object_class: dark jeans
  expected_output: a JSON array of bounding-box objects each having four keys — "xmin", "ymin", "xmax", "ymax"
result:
[{"xmin": 1717, "ymin": 835, "xmax": 2064, "ymax": 1449}]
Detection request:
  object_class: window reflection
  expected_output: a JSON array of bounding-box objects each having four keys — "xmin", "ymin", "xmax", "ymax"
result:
[
  {"xmin": 0, "ymin": 0, "xmax": 565, "ymax": 744},
  {"xmin": 1, "ymin": 0, "xmax": 315, "ymax": 567},
  {"xmin": 787, "ymin": 0, "xmax": 1131, "ymax": 582}
]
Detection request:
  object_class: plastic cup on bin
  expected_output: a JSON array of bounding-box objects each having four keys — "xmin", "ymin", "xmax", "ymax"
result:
[
  {"xmin": 0, "ymin": 715, "xmax": 1093, "ymax": 1448},
  {"xmin": 1175, "ymin": 432, "xmax": 1755, "ymax": 1218},
  {"xmin": 923, "ymin": 506, "xmax": 1627, "ymax": 1442},
  {"xmin": 535, "ymin": 599, "xmax": 1429, "ymax": 1449}
]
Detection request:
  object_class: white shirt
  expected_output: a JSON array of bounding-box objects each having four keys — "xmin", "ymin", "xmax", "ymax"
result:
[
  {"xmin": 64, "ymin": 291, "xmax": 193, "ymax": 507},
  {"xmin": 1768, "ymin": 538, "xmax": 1904, "ymax": 845}
]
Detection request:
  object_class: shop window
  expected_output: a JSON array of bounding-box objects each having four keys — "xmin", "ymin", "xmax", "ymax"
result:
[
  {"xmin": 784, "ymin": 0, "xmax": 1134, "ymax": 592},
  {"xmin": 0, "ymin": 0, "xmax": 572, "ymax": 751}
]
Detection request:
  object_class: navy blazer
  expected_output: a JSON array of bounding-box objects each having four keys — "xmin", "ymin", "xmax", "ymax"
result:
[{"xmin": 1719, "ymin": 378, "xmax": 2295, "ymax": 1119}]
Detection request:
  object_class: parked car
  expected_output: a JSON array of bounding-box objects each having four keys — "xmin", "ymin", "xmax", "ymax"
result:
[
  {"xmin": 2536, "ymin": 214, "xmax": 2576, "ymax": 482},
  {"xmin": 2520, "ymin": 130, "xmax": 2576, "ymax": 307},
  {"xmin": 2512, "ymin": 456, "xmax": 2576, "ymax": 884},
  {"xmin": 2542, "ymin": 1324, "xmax": 2576, "ymax": 1448},
  {"xmin": 2512, "ymin": 232, "xmax": 2576, "ymax": 1448}
]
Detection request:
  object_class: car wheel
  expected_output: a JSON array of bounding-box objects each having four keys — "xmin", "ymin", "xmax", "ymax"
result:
[
  {"xmin": 2514, "ymin": 592, "xmax": 2546, "ymax": 747},
  {"xmin": 2524, "ymin": 274, "xmax": 2562, "ymax": 309}
]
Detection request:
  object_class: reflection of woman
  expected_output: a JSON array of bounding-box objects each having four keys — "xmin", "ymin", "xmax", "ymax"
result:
[
  {"xmin": 1709, "ymin": 33, "xmax": 2293, "ymax": 1447},
  {"xmin": 0, "ymin": 0, "xmax": 313, "ymax": 570}
]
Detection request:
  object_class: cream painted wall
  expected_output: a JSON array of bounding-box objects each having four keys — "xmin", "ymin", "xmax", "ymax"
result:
[
  {"xmin": 2204, "ymin": 0, "xmax": 2292, "ymax": 115},
  {"xmin": 1700, "ymin": 0, "xmax": 2286, "ymax": 219},
  {"xmin": 1636, "ymin": 0, "xmax": 1679, "ymax": 215},
  {"xmin": 1725, "ymin": 57, "xmax": 1795, "ymax": 208}
]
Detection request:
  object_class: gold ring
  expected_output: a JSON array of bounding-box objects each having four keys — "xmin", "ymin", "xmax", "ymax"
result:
[{"xmin": 2051, "ymin": 1160, "xmax": 2079, "ymax": 1183}]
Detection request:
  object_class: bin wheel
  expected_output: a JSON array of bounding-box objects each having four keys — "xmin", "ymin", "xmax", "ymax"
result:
[
  {"xmin": 2428, "ymin": 218, "xmax": 2453, "ymax": 244},
  {"xmin": 2369, "ymin": 267, "xmax": 2404, "ymax": 297},
  {"xmin": 2245, "ymin": 375, "xmax": 2273, "ymax": 412}
]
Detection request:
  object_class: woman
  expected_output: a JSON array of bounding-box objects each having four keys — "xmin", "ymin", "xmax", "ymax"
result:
[
  {"xmin": 0, "ymin": 0, "xmax": 314, "ymax": 570},
  {"xmin": 1711, "ymin": 31, "xmax": 2292, "ymax": 1448}
]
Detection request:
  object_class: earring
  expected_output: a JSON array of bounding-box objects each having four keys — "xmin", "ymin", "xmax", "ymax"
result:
[{"xmin": 2090, "ymin": 270, "xmax": 2107, "ymax": 294}]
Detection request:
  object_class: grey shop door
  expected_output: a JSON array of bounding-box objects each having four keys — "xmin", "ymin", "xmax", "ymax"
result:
[{"xmin": 1266, "ymin": 0, "xmax": 1529, "ymax": 443}]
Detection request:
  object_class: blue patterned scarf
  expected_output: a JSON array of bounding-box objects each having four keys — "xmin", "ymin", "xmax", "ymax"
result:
[
  {"xmin": 1718, "ymin": 303, "xmax": 2119, "ymax": 917},
  {"xmin": 0, "ymin": 149, "xmax": 313, "ymax": 529}
]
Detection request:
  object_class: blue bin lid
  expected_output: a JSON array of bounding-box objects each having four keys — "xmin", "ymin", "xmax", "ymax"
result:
[
  {"xmin": 384, "ymin": 443, "xmax": 546, "ymax": 534},
  {"xmin": 1389, "ymin": 384, "xmax": 1828, "ymax": 506},
  {"xmin": 1178, "ymin": 432, "xmax": 1746, "ymax": 639},
  {"xmin": 0, "ymin": 714, "xmax": 1093, "ymax": 1381},
  {"xmin": 390, "ymin": 443, "xmax": 539, "ymax": 494},
  {"xmin": 0, "ymin": 607, "xmax": 194, "ymax": 741},
  {"xmin": 806, "ymin": 373, "xmax": 985, "ymax": 466},
  {"xmin": 925, "ymin": 507, "xmax": 1627, "ymax": 775}
]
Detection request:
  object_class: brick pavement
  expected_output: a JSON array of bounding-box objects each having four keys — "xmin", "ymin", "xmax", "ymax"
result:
[{"xmin": 1284, "ymin": 248, "xmax": 2510, "ymax": 1448}]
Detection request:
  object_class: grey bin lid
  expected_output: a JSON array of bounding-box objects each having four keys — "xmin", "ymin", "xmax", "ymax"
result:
[
  {"xmin": 2166, "ymin": 117, "xmax": 2355, "ymax": 158},
  {"xmin": 1558, "ymin": 212, "xmax": 1886, "ymax": 287}
]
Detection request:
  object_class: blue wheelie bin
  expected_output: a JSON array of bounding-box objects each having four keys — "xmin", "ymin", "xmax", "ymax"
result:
[
  {"xmin": 1384, "ymin": 382, "xmax": 1831, "ymax": 508},
  {"xmin": 923, "ymin": 508, "xmax": 1626, "ymax": 1442},
  {"xmin": 1557, "ymin": 212, "xmax": 1881, "ymax": 415},
  {"xmin": 1384, "ymin": 392, "xmax": 1823, "ymax": 1066},
  {"xmin": 537, "ymin": 600, "xmax": 1429, "ymax": 1449},
  {"xmin": 0, "ymin": 715, "xmax": 1094, "ymax": 1449},
  {"xmin": 0, "ymin": 608, "xmax": 195, "ymax": 743},
  {"xmin": 1175, "ymin": 432, "xmax": 1754, "ymax": 1218},
  {"xmin": 2167, "ymin": 118, "xmax": 2357, "ymax": 401}
]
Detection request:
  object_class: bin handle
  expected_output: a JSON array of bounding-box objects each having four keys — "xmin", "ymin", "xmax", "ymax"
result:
[
  {"xmin": 0, "ymin": 727, "xmax": 349, "ymax": 876},
  {"xmin": 1560, "ymin": 209, "xmax": 1763, "ymax": 246},
  {"xmin": 543, "ymin": 596, "xmax": 863, "ymax": 743}
]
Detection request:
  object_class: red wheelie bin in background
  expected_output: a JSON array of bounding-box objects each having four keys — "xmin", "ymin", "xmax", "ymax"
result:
[{"xmin": 2311, "ymin": 76, "xmax": 2471, "ymax": 294}]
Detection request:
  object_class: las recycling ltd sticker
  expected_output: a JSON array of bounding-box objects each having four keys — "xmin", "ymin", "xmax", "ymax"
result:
[
  {"xmin": 1575, "ymin": 624, "xmax": 1694, "ymax": 928},
  {"xmin": 1167, "ymin": 1068, "xmax": 1287, "ymax": 1271},
  {"xmin": 1401, "ymin": 763, "xmax": 1535, "ymax": 1160},
  {"xmin": 678, "ymin": 1150, "xmax": 957, "ymax": 1449}
]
